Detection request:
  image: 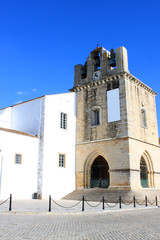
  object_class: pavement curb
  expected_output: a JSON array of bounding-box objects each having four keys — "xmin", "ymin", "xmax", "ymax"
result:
[{"xmin": 0, "ymin": 206, "xmax": 158, "ymax": 216}]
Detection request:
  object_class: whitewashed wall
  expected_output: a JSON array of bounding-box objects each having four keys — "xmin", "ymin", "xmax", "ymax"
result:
[
  {"xmin": 0, "ymin": 130, "xmax": 39, "ymax": 199},
  {"xmin": 0, "ymin": 93, "xmax": 76, "ymax": 200},
  {"xmin": 11, "ymin": 97, "xmax": 45, "ymax": 136},
  {"xmin": 42, "ymin": 93, "xmax": 76, "ymax": 199},
  {"xmin": 0, "ymin": 107, "xmax": 12, "ymax": 128}
]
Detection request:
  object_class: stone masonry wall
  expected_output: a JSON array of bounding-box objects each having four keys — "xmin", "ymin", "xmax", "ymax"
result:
[
  {"xmin": 125, "ymin": 75, "xmax": 159, "ymax": 145},
  {"xmin": 74, "ymin": 46, "xmax": 160, "ymax": 191},
  {"xmin": 76, "ymin": 74, "xmax": 128, "ymax": 144},
  {"xmin": 129, "ymin": 138, "xmax": 160, "ymax": 189},
  {"xmin": 76, "ymin": 138, "xmax": 130, "ymax": 189}
]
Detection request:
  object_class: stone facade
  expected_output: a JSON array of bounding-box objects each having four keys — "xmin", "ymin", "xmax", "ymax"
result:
[{"xmin": 71, "ymin": 46, "xmax": 160, "ymax": 190}]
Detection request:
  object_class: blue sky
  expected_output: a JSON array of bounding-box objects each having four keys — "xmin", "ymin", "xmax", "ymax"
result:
[{"xmin": 0, "ymin": 0, "xmax": 160, "ymax": 136}]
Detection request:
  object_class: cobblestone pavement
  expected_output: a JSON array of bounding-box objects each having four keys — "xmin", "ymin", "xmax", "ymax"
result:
[{"xmin": 0, "ymin": 208, "xmax": 160, "ymax": 240}]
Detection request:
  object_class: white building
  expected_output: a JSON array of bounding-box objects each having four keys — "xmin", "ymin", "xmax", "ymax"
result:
[{"xmin": 0, "ymin": 92, "xmax": 76, "ymax": 199}]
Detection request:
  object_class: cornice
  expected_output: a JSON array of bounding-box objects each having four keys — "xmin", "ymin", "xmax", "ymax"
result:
[
  {"xmin": 125, "ymin": 72, "xmax": 157, "ymax": 96},
  {"xmin": 76, "ymin": 135, "xmax": 160, "ymax": 148},
  {"xmin": 70, "ymin": 74, "xmax": 120, "ymax": 92},
  {"xmin": 70, "ymin": 72, "xmax": 157, "ymax": 96}
]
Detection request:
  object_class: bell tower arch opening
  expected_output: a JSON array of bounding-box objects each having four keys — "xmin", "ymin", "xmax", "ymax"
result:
[{"xmin": 90, "ymin": 156, "xmax": 109, "ymax": 188}]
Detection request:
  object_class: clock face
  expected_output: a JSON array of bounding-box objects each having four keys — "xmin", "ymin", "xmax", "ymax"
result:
[{"xmin": 93, "ymin": 71, "xmax": 101, "ymax": 81}]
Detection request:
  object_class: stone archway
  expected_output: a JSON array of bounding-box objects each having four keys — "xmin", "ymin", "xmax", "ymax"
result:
[
  {"xmin": 84, "ymin": 151, "xmax": 110, "ymax": 188},
  {"xmin": 90, "ymin": 156, "xmax": 109, "ymax": 188},
  {"xmin": 140, "ymin": 151, "xmax": 154, "ymax": 188},
  {"xmin": 140, "ymin": 157, "xmax": 148, "ymax": 188}
]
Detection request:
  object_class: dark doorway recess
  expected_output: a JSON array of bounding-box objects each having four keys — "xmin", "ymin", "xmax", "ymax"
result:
[
  {"xmin": 140, "ymin": 158, "xmax": 148, "ymax": 188},
  {"xmin": 90, "ymin": 156, "xmax": 109, "ymax": 188}
]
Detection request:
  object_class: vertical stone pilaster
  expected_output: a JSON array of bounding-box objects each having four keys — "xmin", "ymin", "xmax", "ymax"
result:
[
  {"xmin": 117, "ymin": 74, "xmax": 128, "ymax": 137},
  {"xmin": 86, "ymin": 55, "xmax": 93, "ymax": 83},
  {"xmin": 74, "ymin": 64, "xmax": 82, "ymax": 86},
  {"xmin": 37, "ymin": 98, "xmax": 45, "ymax": 199},
  {"xmin": 116, "ymin": 46, "xmax": 129, "ymax": 73}
]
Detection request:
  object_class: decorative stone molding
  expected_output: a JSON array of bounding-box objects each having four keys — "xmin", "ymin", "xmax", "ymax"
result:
[{"xmin": 70, "ymin": 72, "xmax": 157, "ymax": 96}]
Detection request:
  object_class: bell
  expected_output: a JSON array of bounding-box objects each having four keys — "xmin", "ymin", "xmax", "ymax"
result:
[
  {"xmin": 81, "ymin": 62, "xmax": 87, "ymax": 79},
  {"xmin": 81, "ymin": 68, "xmax": 87, "ymax": 78},
  {"xmin": 110, "ymin": 49, "xmax": 116, "ymax": 67},
  {"xmin": 94, "ymin": 52, "xmax": 100, "ymax": 67},
  {"xmin": 95, "ymin": 58, "xmax": 100, "ymax": 67},
  {"xmin": 110, "ymin": 59, "xmax": 116, "ymax": 67}
]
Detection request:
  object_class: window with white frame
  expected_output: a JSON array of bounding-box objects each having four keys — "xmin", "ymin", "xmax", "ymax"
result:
[
  {"xmin": 60, "ymin": 112, "xmax": 67, "ymax": 129},
  {"xmin": 141, "ymin": 108, "xmax": 147, "ymax": 128},
  {"xmin": 15, "ymin": 154, "xmax": 22, "ymax": 164},
  {"xmin": 91, "ymin": 107, "xmax": 101, "ymax": 126},
  {"xmin": 59, "ymin": 154, "xmax": 65, "ymax": 167}
]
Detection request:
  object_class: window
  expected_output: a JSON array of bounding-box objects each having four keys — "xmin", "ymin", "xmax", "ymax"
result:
[
  {"xmin": 141, "ymin": 108, "xmax": 147, "ymax": 128},
  {"xmin": 91, "ymin": 108, "xmax": 101, "ymax": 126},
  {"xmin": 15, "ymin": 154, "xmax": 22, "ymax": 164},
  {"xmin": 59, "ymin": 154, "xmax": 65, "ymax": 167},
  {"xmin": 60, "ymin": 112, "xmax": 67, "ymax": 130}
]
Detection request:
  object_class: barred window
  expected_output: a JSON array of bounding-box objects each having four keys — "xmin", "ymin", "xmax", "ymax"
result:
[
  {"xmin": 60, "ymin": 112, "xmax": 67, "ymax": 130},
  {"xmin": 15, "ymin": 154, "xmax": 22, "ymax": 164},
  {"xmin": 59, "ymin": 154, "xmax": 65, "ymax": 167}
]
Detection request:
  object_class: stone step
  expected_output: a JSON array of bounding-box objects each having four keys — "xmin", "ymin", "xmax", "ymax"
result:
[{"xmin": 63, "ymin": 188, "xmax": 160, "ymax": 203}]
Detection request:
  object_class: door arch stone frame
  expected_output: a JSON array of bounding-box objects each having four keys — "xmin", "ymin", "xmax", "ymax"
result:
[
  {"xmin": 84, "ymin": 151, "xmax": 110, "ymax": 188},
  {"xmin": 140, "ymin": 151, "xmax": 154, "ymax": 188}
]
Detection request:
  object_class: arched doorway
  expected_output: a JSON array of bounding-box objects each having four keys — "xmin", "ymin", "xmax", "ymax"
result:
[
  {"xmin": 90, "ymin": 156, "xmax": 109, "ymax": 188},
  {"xmin": 140, "ymin": 157, "xmax": 148, "ymax": 188}
]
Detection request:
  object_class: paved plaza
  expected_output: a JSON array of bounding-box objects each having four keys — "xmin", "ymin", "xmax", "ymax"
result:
[
  {"xmin": 0, "ymin": 208, "xmax": 160, "ymax": 240},
  {"xmin": 0, "ymin": 199, "xmax": 160, "ymax": 239}
]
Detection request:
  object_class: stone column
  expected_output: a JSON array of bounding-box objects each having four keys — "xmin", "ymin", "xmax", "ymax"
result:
[{"xmin": 116, "ymin": 46, "xmax": 129, "ymax": 73}]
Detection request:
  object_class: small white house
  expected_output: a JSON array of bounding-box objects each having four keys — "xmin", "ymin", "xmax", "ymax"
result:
[
  {"xmin": 0, "ymin": 128, "xmax": 39, "ymax": 199},
  {"xmin": 0, "ymin": 92, "xmax": 76, "ymax": 199}
]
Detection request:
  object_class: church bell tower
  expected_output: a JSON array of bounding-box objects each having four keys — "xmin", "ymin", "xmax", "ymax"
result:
[{"xmin": 71, "ymin": 46, "xmax": 160, "ymax": 191}]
